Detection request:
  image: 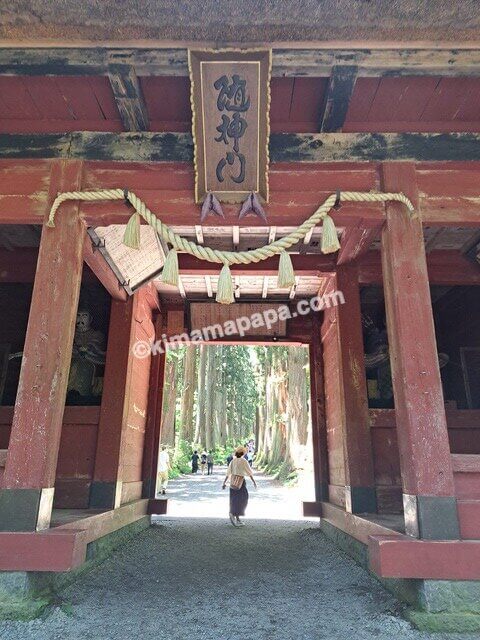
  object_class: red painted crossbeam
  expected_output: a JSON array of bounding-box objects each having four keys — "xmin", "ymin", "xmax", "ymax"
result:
[
  {"xmin": 369, "ymin": 535, "xmax": 480, "ymax": 580},
  {"xmin": 0, "ymin": 529, "xmax": 87, "ymax": 572}
]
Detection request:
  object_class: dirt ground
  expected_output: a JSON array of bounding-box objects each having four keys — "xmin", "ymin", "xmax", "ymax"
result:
[{"xmin": 0, "ymin": 470, "xmax": 475, "ymax": 640}]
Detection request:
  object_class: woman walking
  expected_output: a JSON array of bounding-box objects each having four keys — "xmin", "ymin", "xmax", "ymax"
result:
[{"xmin": 222, "ymin": 446, "xmax": 257, "ymax": 527}]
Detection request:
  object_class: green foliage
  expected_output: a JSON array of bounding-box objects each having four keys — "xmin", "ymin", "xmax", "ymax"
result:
[
  {"xmin": 170, "ymin": 438, "xmax": 192, "ymax": 477},
  {"xmin": 170, "ymin": 437, "xmax": 248, "ymax": 477}
]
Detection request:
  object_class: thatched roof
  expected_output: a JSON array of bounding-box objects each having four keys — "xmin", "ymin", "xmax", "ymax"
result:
[{"xmin": 0, "ymin": 0, "xmax": 479, "ymax": 44}]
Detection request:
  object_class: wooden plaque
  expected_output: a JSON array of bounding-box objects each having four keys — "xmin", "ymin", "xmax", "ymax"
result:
[
  {"xmin": 188, "ymin": 49, "xmax": 271, "ymax": 204},
  {"xmin": 189, "ymin": 303, "xmax": 286, "ymax": 338}
]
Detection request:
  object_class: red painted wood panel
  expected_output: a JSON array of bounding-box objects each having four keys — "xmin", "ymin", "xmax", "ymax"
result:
[
  {"xmin": 345, "ymin": 77, "xmax": 480, "ymax": 132},
  {"xmin": 287, "ymin": 77, "xmax": 326, "ymax": 131},
  {"xmin": 141, "ymin": 76, "xmax": 191, "ymax": 131},
  {"xmin": 0, "ymin": 74, "xmax": 479, "ymax": 133},
  {"xmin": 121, "ymin": 305, "xmax": 153, "ymax": 489},
  {"xmin": 321, "ymin": 310, "xmax": 346, "ymax": 487},
  {"xmin": 0, "ymin": 77, "xmax": 40, "ymax": 119},
  {"xmin": 369, "ymin": 411, "xmax": 480, "ymax": 511},
  {"xmin": 54, "ymin": 412, "xmax": 99, "ymax": 509},
  {"xmin": 457, "ymin": 500, "xmax": 480, "ymax": 539},
  {"xmin": 0, "ymin": 529, "xmax": 87, "ymax": 572},
  {"xmin": 1, "ymin": 159, "xmax": 480, "ymax": 227},
  {"xmin": 369, "ymin": 535, "xmax": 480, "ymax": 580},
  {"xmin": 0, "ymin": 76, "xmax": 122, "ymax": 133}
]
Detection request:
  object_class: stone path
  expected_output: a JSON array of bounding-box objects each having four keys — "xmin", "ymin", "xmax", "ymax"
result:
[{"xmin": 0, "ymin": 470, "xmax": 474, "ymax": 639}]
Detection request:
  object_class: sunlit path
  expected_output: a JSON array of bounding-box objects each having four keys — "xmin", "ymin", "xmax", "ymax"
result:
[{"xmin": 157, "ymin": 466, "xmax": 315, "ymax": 521}]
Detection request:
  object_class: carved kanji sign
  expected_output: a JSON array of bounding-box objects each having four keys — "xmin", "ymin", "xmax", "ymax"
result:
[{"xmin": 188, "ymin": 49, "xmax": 271, "ymax": 204}]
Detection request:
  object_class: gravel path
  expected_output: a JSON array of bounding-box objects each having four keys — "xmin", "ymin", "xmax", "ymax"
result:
[{"xmin": 0, "ymin": 472, "xmax": 474, "ymax": 640}]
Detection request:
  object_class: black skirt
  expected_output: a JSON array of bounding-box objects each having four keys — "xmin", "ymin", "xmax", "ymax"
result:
[{"xmin": 229, "ymin": 479, "xmax": 249, "ymax": 516}]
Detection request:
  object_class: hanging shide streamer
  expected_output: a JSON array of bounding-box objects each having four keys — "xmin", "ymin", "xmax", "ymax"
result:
[
  {"xmin": 321, "ymin": 214, "xmax": 341, "ymax": 254},
  {"xmin": 216, "ymin": 264, "xmax": 234, "ymax": 304},
  {"xmin": 277, "ymin": 251, "xmax": 296, "ymax": 288},
  {"xmin": 123, "ymin": 211, "xmax": 141, "ymax": 250},
  {"xmin": 161, "ymin": 249, "xmax": 179, "ymax": 286}
]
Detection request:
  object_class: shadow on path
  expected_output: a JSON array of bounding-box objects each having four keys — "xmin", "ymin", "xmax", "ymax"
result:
[{"xmin": 0, "ymin": 518, "xmax": 471, "ymax": 640}]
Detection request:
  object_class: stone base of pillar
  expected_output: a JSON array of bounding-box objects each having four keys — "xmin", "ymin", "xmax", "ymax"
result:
[
  {"xmin": 403, "ymin": 494, "xmax": 460, "ymax": 540},
  {"xmin": 0, "ymin": 488, "xmax": 54, "ymax": 532},
  {"xmin": 345, "ymin": 485, "xmax": 377, "ymax": 514},
  {"xmin": 89, "ymin": 481, "xmax": 122, "ymax": 510},
  {"xmin": 320, "ymin": 518, "xmax": 480, "ymax": 633}
]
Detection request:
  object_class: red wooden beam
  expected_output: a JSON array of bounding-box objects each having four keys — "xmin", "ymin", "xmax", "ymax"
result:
[
  {"xmin": 142, "ymin": 312, "xmax": 166, "ymax": 498},
  {"xmin": 381, "ymin": 162, "xmax": 459, "ymax": 539},
  {"xmin": 0, "ymin": 160, "xmax": 479, "ymax": 226},
  {"xmin": 90, "ymin": 296, "xmax": 136, "ymax": 509},
  {"xmin": 0, "ymin": 160, "xmax": 85, "ymax": 532},
  {"xmin": 358, "ymin": 251, "xmax": 480, "ymax": 286},
  {"xmin": 337, "ymin": 220, "xmax": 383, "ymax": 265},
  {"xmin": 323, "ymin": 268, "xmax": 377, "ymax": 513},
  {"xmin": 178, "ymin": 253, "xmax": 336, "ymax": 276},
  {"xmin": 369, "ymin": 535, "xmax": 480, "ymax": 580},
  {"xmin": 0, "ymin": 529, "xmax": 87, "ymax": 572},
  {"xmin": 309, "ymin": 313, "xmax": 330, "ymax": 502},
  {"xmin": 83, "ymin": 231, "xmax": 127, "ymax": 301}
]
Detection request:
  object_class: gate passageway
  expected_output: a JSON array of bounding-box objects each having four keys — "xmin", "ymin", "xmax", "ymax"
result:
[
  {"xmin": 160, "ymin": 465, "xmax": 312, "ymax": 520},
  {"xmin": 0, "ymin": 471, "xmax": 467, "ymax": 640}
]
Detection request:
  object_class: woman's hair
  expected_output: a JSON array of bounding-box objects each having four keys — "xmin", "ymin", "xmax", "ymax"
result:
[
  {"xmin": 194, "ymin": 450, "xmax": 198, "ymax": 454},
  {"xmin": 235, "ymin": 446, "xmax": 246, "ymax": 458}
]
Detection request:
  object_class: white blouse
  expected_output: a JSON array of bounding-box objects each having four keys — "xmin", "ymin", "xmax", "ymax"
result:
[{"xmin": 227, "ymin": 457, "xmax": 252, "ymax": 477}]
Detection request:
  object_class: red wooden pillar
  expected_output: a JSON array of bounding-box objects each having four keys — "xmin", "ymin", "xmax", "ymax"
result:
[
  {"xmin": 381, "ymin": 162, "xmax": 459, "ymax": 539},
  {"xmin": 142, "ymin": 312, "xmax": 167, "ymax": 498},
  {"xmin": 323, "ymin": 268, "xmax": 377, "ymax": 513},
  {"xmin": 89, "ymin": 296, "xmax": 136, "ymax": 509},
  {"xmin": 309, "ymin": 312, "xmax": 329, "ymax": 502},
  {"xmin": 0, "ymin": 160, "xmax": 85, "ymax": 531}
]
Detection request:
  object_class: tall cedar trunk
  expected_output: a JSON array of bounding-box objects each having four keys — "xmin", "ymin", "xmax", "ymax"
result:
[
  {"xmin": 194, "ymin": 344, "xmax": 208, "ymax": 446},
  {"xmin": 160, "ymin": 355, "xmax": 176, "ymax": 446},
  {"xmin": 286, "ymin": 346, "xmax": 311, "ymax": 471},
  {"xmin": 204, "ymin": 346, "xmax": 215, "ymax": 449},
  {"xmin": 213, "ymin": 346, "xmax": 225, "ymax": 446},
  {"xmin": 179, "ymin": 345, "xmax": 197, "ymax": 443},
  {"xmin": 260, "ymin": 347, "xmax": 288, "ymax": 468}
]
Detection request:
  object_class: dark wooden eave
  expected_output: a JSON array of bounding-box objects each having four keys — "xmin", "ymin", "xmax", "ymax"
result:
[
  {"xmin": 1, "ymin": 132, "xmax": 480, "ymax": 163},
  {"xmin": 107, "ymin": 65, "xmax": 149, "ymax": 132},
  {"xmin": 1, "ymin": 47, "xmax": 480, "ymax": 78}
]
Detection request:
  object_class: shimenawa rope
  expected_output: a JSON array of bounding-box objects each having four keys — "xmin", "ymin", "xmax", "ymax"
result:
[{"xmin": 47, "ymin": 189, "xmax": 415, "ymax": 304}]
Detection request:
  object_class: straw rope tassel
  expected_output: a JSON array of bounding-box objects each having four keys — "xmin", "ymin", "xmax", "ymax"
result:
[
  {"xmin": 321, "ymin": 214, "xmax": 341, "ymax": 254},
  {"xmin": 216, "ymin": 264, "xmax": 234, "ymax": 304},
  {"xmin": 277, "ymin": 250, "xmax": 296, "ymax": 288},
  {"xmin": 161, "ymin": 249, "xmax": 179, "ymax": 286},
  {"xmin": 123, "ymin": 211, "xmax": 141, "ymax": 250}
]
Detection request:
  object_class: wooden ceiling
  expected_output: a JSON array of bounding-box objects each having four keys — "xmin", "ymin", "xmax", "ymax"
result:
[{"xmin": 1, "ymin": 75, "xmax": 480, "ymax": 134}]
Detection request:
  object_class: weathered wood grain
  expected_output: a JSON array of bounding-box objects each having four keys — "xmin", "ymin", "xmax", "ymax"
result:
[
  {"xmin": 1, "ymin": 47, "xmax": 480, "ymax": 77},
  {"xmin": 320, "ymin": 65, "xmax": 358, "ymax": 133},
  {"xmin": 108, "ymin": 65, "xmax": 149, "ymax": 132},
  {"xmin": 380, "ymin": 162, "xmax": 455, "ymax": 498},
  {"xmin": 1, "ymin": 160, "xmax": 85, "ymax": 497},
  {"xmin": 2, "ymin": 132, "xmax": 480, "ymax": 163}
]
